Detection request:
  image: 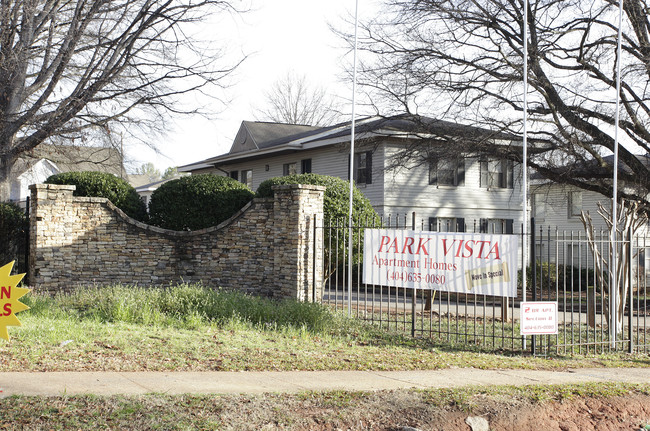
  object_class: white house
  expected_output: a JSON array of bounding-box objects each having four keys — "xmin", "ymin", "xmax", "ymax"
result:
[
  {"xmin": 7, "ymin": 145, "xmax": 124, "ymax": 203},
  {"xmin": 179, "ymin": 114, "xmax": 525, "ymax": 233}
]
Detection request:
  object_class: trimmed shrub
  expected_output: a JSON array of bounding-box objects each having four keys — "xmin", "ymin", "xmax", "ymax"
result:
[
  {"xmin": 256, "ymin": 173, "xmax": 380, "ymax": 224},
  {"xmin": 0, "ymin": 202, "xmax": 28, "ymax": 273},
  {"xmin": 46, "ymin": 171, "xmax": 147, "ymax": 221},
  {"xmin": 148, "ymin": 174, "xmax": 254, "ymax": 231},
  {"xmin": 257, "ymin": 174, "xmax": 381, "ymax": 269}
]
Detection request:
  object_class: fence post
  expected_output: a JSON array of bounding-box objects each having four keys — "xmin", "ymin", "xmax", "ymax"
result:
[
  {"xmin": 24, "ymin": 196, "xmax": 30, "ymax": 281},
  {"xmin": 411, "ymin": 212, "xmax": 416, "ymax": 337},
  {"xmin": 531, "ymin": 217, "xmax": 537, "ymax": 355},
  {"xmin": 628, "ymin": 225, "xmax": 634, "ymax": 353},
  {"xmin": 313, "ymin": 213, "xmax": 317, "ymax": 303}
]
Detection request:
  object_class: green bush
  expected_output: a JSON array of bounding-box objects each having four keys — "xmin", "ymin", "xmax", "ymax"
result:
[
  {"xmin": 0, "ymin": 202, "xmax": 28, "ymax": 272},
  {"xmin": 256, "ymin": 173, "xmax": 380, "ymax": 224},
  {"xmin": 257, "ymin": 174, "xmax": 381, "ymax": 269},
  {"xmin": 148, "ymin": 174, "xmax": 254, "ymax": 231},
  {"xmin": 46, "ymin": 171, "xmax": 147, "ymax": 221}
]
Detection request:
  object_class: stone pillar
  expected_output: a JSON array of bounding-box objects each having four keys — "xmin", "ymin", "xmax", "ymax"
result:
[
  {"xmin": 28, "ymin": 184, "xmax": 77, "ymax": 288},
  {"xmin": 272, "ymin": 184, "xmax": 325, "ymax": 301}
]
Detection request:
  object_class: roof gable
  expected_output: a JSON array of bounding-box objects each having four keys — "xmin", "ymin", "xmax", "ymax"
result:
[{"xmin": 228, "ymin": 121, "xmax": 320, "ymax": 154}]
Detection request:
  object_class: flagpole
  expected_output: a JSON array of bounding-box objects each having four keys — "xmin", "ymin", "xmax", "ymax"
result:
[
  {"xmin": 611, "ymin": 0, "xmax": 624, "ymax": 346},
  {"xmin": 347, "ymin": 0, "xmax": 360, "ymax": 317},
  {"xmin": 522, "ymin": 0, "xmax": 529, "ymax": 349}
]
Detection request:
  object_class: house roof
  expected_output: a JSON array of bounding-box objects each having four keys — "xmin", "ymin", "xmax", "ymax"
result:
[
  {"xmin": 19, "ymin": 145, "xmax": 124, "ymax": 177},
  {"xmin": 179, "ymin": 114, "xmax": 518, "ymax": 172}
]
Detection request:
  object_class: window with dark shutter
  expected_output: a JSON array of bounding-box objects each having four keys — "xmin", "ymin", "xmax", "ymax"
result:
[{"xmin": 301, "ymin": 158, "xmax": 312, "ymax": 174}]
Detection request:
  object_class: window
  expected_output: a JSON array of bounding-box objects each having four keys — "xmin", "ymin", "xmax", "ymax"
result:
[
  {"xmin": 480, "ymin": 158, "xmax": 513, "ymax": 189},
  {"xmin": 532, "ymin": 193, "xmax": 546, "ymax": 221},
  {"xmin": 429, "ymin": 158, "xmax": 465, "ymax": 186},
  {"xmin": 479, "ymin": 218, "xmax": 514, "ymax": 234},
  {"xmin": 241, "ymin": 169, "xmax": 253, "ymax": 188},
  {"xmin": 301, "ymin": 158, "xmax": 312, "ymax": 174},
  {"xmin": 354, "ymin": 152, "xmax": 372, "ymax": 184},
  {"xmin": 229, "ymin": 170, "xmax": 238, "ymax": 181},
  {"xmin": 568, "ymin": 191, "xmax": 582, "ymax": 217},
  {"xmin": 283, "ymin": 162, "xmax": 297, "ymax": 176},
  {"xmin": 428, "ymin": 217, "xmax": 466, "ymax": 232}
]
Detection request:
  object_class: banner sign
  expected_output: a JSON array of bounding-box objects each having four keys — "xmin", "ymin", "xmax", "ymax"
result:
[{"xmin": 362, "ymin": 229, "xmax": 518, "ymax": 297}]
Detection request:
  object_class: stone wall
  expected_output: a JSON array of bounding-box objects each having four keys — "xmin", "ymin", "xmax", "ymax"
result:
[{"xmin": 29, "ymin": 183, "xmax": 324, "ymax": 300}]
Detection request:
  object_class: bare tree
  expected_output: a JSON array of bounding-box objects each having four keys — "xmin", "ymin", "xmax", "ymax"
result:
[
  {"xmin": 135, "ymin": 162, "xmax": 161, "ymax": 182},
  {"xmin": 339, "ymin": 0, "xmax": 650, "ymax": 210},
  {"xmin": 581, "ymin": 201, "xmax": 647, "ymax": 334},
  {"xmin": 0, "ymin": 0, "xmax": 244, "ymax": 199},
  {"xmin": 255, "ymin": 72, "xmax": 342, "ymax": 126}
]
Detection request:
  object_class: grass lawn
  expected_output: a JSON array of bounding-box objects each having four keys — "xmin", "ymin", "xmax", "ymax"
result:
[
  {"xmin": 1, "ymin": 283, "xmax": 648, "ymax": 372},
  {"xmin": 2, "ymin": 284, "xmax": 650, "ymax": 430}
]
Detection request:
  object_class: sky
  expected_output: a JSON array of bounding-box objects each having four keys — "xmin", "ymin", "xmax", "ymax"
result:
[{"xmin": 128, "ymin": 0, "xmax": 377, "ymax": 174}]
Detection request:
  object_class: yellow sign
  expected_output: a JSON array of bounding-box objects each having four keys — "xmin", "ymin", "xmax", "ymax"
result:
[{"xmin": 0, "ymin": 261, "xmax": 29, "ymax": 341}]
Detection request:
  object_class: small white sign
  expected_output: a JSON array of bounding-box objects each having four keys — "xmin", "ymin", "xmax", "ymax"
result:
[{"xmin": 520, "ymin": 301, "xmax": 558, "ymax": 335}]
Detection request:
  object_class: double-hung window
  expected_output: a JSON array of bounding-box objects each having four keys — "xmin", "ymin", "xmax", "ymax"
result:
[
  {"xmin": 283, "ymin": 162, "xmax": 297, "ymax": 176},
  {"xmin": 480, "ymin": 158, "xmax": 513, "ymax": 189},
  {"xmin": 568, "ymin": 191, "xmax": 582, "ymax": 218},
  {"xmin": 241, "ymin": 169, "xmax": 253, "ymax": 188},
  {"xmin": 354, "ymin": 151, "xmax": 372, "ymax": 184},
  {"xmin": 429, "ymin": 158, "xmax": 465, "ymax": 186},
  {"xmin": 428, "ymin": 217, "xmax": 466, "ymax": 232}
]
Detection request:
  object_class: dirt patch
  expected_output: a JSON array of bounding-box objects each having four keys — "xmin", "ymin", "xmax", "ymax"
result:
[{"xmin": 211, "ymin": 391, "xmax": 650, "ymax": 430}]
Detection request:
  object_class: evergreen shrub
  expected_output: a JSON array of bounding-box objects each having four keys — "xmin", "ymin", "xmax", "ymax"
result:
[
  {"xmin": 46, "ymin": 171, "xmax": 147, "ymax": 221},
  {"xmin": 148, "ymin": 174, "xmax": 254, "ymax": 230}
]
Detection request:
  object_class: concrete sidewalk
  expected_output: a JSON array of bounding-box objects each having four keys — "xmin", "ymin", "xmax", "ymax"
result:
[{"xmin": 1, "ymin": 368, "xmax": 649, "ymax": 397}]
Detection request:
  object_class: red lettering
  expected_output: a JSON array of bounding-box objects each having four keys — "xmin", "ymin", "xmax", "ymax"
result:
[
  {"xmin": 378, "ymin": 236, "xmax": 391, "ymax": 252},
  {"xmin": 474, "ymin": 240, "xmax": 488, "ymax": 258},
  {"xmin": 463, "ymin": 240, "xmax": 474, "ymax": 258},
  {"xmin": 442, "ymin": 239, "xmax": 456, "ymax": 256},
  {"xmin": 401, "ymin": 237, "xmax": 415, "ymax": 254},
  {"xmin": 415, "ymin": 238, "xmax": 431, "ymax": 255},
  {"xmin": 0, "ymin": 286, "xmax": 10, "ymax": 300},
  {"xmin": 379, "ymin": 236, "xmax": 430, "ymax": 255},
  {"xmin": 2, "ymin": 303, "xmax": 11, "ymax": 316},
  {"xmin": 485, "ymin": 242, "xmax": 501, "ymax": 260}
]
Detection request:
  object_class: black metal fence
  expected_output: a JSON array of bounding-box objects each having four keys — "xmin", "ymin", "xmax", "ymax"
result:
[
  {"xmin": 320, "ymin": 214, "xmax": 649, "ymax": 356},
  {"xmin": 0, "ymin": 198, "xmax": 29, "ymax": 276}
]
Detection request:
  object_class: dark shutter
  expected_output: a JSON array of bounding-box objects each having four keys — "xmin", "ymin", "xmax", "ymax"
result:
[
  {"xmin": 456, "ymin": 159, "xmax": 465, "ymax": 186},
  {"xmin": 366, "ymin": 151, "xmax": 372, "ymax": 184},
  {"xmin": 505, "ymin": 219, "xmax": 514, "ymax": 234},
  {"xmin": 480, "ymin": 159, "xmax": 488, "ymax": 188},
  {"xmin": 230, "ymin": 170, "xmax": 238, "ymax": 181},
  {"xmin": 429, "ymin": 161, "xmax": 437, "ymax": 185},
  {"xmin": 347, "ymin": 155, "xmax": 351, "ymax": 180},
  {"xmin": 428, "ymin": 217, "xmax": 437, "ymax": 232},
  {"xmin": 479, "ymin": 218, "xmax": 488, "ymax": 233},
  {"xmin": 456, "ymin": 218, "xmax": 465, "ymax": 233},
  {"xmin": 301, "ymin": 158, "xmax": 312, "ymax": 174}
]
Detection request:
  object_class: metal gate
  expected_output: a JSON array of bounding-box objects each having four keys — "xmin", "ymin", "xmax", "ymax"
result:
[{"xmin": 319, "ymin": 215, "xmax": 650, "ymax": 355}]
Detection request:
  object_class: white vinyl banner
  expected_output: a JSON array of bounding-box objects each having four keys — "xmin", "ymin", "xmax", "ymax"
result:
[{"xmin": 363, "ymin": 229, "xmax": 519, "ymax": 297}]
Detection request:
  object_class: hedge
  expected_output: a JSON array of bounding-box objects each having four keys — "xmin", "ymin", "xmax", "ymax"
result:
[
  {"xmin": 46, "ymin": 171, "xmax": 147, "ymax": 221},
  {"xmin": 148, "ymin": 174, "xmax": 255, "ymax": 231}
]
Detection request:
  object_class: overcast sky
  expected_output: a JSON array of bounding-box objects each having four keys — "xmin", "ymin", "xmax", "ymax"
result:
[{"xmin": 129, "ymin": 0, "xmax": 378, "ymax": 173}]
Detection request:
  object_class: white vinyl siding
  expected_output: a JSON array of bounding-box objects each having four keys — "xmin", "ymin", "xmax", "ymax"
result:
[
  {"xmin": 379, "ymin": 144, "xmax": 523, "ymax": 223},
  {"xmin": 206, "ymin": 146, "xmax": 385, "ymax": 209}
]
